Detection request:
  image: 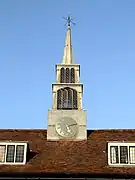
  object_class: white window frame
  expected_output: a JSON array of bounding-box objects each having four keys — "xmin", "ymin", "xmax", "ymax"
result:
[
  {"xmin": 0, "ymin": 142, "xmax": 27, "ymax": 165},
  {"xmin": 108, "ymin": 142, "xmax": 135, "ymax": 166}
]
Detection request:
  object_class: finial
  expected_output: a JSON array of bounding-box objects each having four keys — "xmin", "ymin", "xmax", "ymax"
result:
[
  {"xmin": 62, "ymin": 13, "xmax": 76, "ymax": 28},
  {"xmin": 67, "ymin": 14, "xmax": 71, "ymax": 27}
]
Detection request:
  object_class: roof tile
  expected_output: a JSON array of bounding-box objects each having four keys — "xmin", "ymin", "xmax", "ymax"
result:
[{"xmin": 0, "ymin": 129, "xmax": 135, "ymax": 176}]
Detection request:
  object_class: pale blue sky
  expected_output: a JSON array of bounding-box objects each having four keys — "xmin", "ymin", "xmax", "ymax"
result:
[{"xmin": 0, "ymin": 0, "xmax": 135, "ymax": 129}]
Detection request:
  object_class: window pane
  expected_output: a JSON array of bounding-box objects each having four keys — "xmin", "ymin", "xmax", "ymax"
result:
[
  {"xmin": 0, "ymin": 145, "xmax": 6, "ymax": 163},
  {"xmin": 66, "ymin": 68, "xmax": 70, "ymax": 83},
  {"xmin": 68, "ymin": 88, "xmax": 73, "ymax": 109},
  {"xmin": 57, "ymin": 89, "xmax": 62, "ymax": 109},
  {"xmin": 130, "ymin": 146, "xmax": 135, "ymax": 164},
  {"xmin": 60, "ymin": 68, "xmax": 65, "ymax": 83},
  {"xmin": 110, "ymin": 146, "xmax": 119, "ymax": 164},
  {"xmin": 15, "ymin": 145, "xmax": 24, "ymax": 163},
  {"xmin": 71, "ymin": 68, "xmax": 75, "ymax": 83},
  {"xmin": 62, "ymin": 89, "xmax": 68, "ymax": 109},
  {"xmin": 6, "ymin": 145, "xmax": 15, "ymax": 162},
  {"xmin": 120, "ymin": 146, "xmax": 128, "ymax": 164},
  {"xmin": 73, "ymin": 89, "xmax": 77, "ymax": 109}
]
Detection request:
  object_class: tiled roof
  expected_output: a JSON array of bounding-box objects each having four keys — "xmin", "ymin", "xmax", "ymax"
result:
[{"xmin": 0, "ymin": 129, "xmax": 135, "ymax": 177}]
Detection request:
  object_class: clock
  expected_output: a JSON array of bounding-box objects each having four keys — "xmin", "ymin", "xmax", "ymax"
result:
[{"xmin": 55, "ymin": 117, "xmax": 78, "ymax": 138}]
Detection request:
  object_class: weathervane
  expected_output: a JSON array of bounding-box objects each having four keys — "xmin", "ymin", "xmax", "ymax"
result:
[{"xmin": 63, "ymin": 13, "xmax": 76, "ymax": 27}]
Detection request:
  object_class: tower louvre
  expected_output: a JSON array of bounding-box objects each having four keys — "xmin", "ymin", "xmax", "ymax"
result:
[{"xmin": 47, "ymin": 15, "xmax": 87, "ymax": 141}]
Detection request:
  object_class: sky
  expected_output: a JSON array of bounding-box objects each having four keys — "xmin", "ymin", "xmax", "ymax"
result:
[{"xmin": 0, "ymin": 0, "xmax": 135, "ymax": 129}]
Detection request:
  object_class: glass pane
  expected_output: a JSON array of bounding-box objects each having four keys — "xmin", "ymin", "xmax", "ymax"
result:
[
  {"xmin": 63, "ymin": 88, "xmax": 73, "ymax": 109},
  {"xmin": 130, "ymin": 146, "xmax": 135, "ymax": 164},
  {"xmin": 6, "ymin": 145, "xmax": 15, "ymax": 162},
  {"xmin": 71, "ymin": 68, "xmax": 75, "ymax": 83},
  {"xmin": 62, "ymin": 89, "xmax": 68, "ymax": 109},
  {"xmin": 120, "ymin": 146, "xmax": 128, "ymax": 164},
  {"xmin": 57, "ymin": 89, "xmax": 62, "ymax": 109},
  {"xmin": 73, "ymin": 89, "xmax": 77, "ymax": 109},
  {"xmin": 60, "ymin": 68, "xmax": 65, "ymax": 83},
  {"xmin": 66, "ymin": 68, "xmax": 70, "ymax": 83},
  {"xmin": 0, "ymin": 145, "xmax": 6, "ymax": 163},
  {"xmin": 110, "ymin": 146, "xmax": 119, "ymax": 164},
  {"xmin": 68, "ymin": 89, "xmax": 73, "ymax": 109},
  {"xmin": 15, "ymin": 145, "xmax": 24, "ymax": 163}
]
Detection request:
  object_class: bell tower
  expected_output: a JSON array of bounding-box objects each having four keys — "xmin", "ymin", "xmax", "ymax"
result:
[{"xmin": 47, "ymin": 15, "xmax": 87, "ymax": 141}]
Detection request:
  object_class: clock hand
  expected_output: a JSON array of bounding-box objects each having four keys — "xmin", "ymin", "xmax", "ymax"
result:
[
  {"xmin": 68, "ymin": 123, "xmax": 77, "ymax": 127},
  {"xmin": 66, "ymin": 125, "xmax": 72, "ymax": 133}
]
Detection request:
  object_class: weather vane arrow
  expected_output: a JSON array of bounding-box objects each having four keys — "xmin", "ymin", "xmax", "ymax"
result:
[{"xmin": 62, "ymin": 13, "xmax": 76, "ymax": 28}]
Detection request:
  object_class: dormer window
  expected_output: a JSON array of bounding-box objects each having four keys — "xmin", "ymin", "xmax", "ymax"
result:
[
  {"xmin": 0, "ymin": 142, "xmax": 27, "ymax": 165},
  {"xmin": 108, "ymin": 142, "xmax": 135, "ymax": 166}
]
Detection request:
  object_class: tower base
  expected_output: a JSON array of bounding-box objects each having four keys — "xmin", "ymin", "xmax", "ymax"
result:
[{"xmin": 47, "ymin": 109, "xmax": 87, "ymax": 141}]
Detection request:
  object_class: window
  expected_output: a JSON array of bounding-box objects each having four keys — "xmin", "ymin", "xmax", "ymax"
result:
[
  {"xmin": 73, "ymin": 89, "xmax": 77, "ymax": 109},
  {"xmin": 6, "ymin": 145, "xmax": 15, "ymax": 162},
  {"xmin": 0, "ymin": 142, "xmax": 27, "ymax": 165},
  {"xmin": 120, "ymin": 146, "xmax": 128, "ymax": 164},
  {"xmin": 57, "ymin": 87, "xmax": 78, "ymax": 110},
  {"xmin": 71, "ymin": 68, "xmax": 75, "ymax": 83},
  {"xmin": 66, "ymin": 68, "xmax": 70, "ymax": 83},
  {"xmin": 108, "ymin": 142, "xmax": 135, "ymax": 166},
  {"xmin": 0, "ymin": 145, "xmax": 6, "ymax": 163},
  {"xmin": 57, "ymin": 89, "xmax": 62, "ymax": 109},
  {"xmin": 110, "ymin": 146, "xmax": 119, "ymax": 164},
  {"xmin": 15, "ymin": 145, "xmax": 25, "ymax": 163},
  {"xmin": 130, "ymin": 146, "xmax": 135, "ymax": 164},
  {"xmin": 60, "ymin": 68, "xmax": 65, "ymax": 83},
  {"xmin": 60, "ymin": 67, "xmax": 75, "ymax": 83},
  {"xmin": 62, "ymin": 88, "xmax": 68, "ymax": 108}
]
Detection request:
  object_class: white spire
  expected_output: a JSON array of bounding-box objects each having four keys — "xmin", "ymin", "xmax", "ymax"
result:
[{"xmin": 62, "ymin": 15, "xmax": 74, "ymax": 64}]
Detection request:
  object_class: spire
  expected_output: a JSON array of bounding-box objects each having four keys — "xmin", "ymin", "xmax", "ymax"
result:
[{"xmin": 62, "ymin": 15, "xmax": 74, "ymax": 64}]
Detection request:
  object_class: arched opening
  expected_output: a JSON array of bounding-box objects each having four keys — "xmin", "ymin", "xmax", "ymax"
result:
[
  {"xmin": 71, "ymin": 68, "xmax": 75, "ymax": 83},
  {"xmin": 66, "ymin": 68, "xmax": 70, "ymax": 83},
  {"xmin": 60, "ymin": 68, "xmax": 75, "ymax": 83},
  {"xmin": 60, "ymin": 68, "xmax": 65, "ymax": 83},
  {"xmin": 57, "ymin": 87, "xmax": 78, "ymax": 110},
  {"xmin": 73, "ymin": 89, "xmax": 77, "ymax": 109},
  {"xmin": 62, "ymin": 88, "xmax": 68, "ymax": 108},
  {"xmin": 57, "ymin": 89, "xmax": 62, "ymax": 109}
]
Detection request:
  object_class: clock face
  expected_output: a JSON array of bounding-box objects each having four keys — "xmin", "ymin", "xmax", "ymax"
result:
[{"xmin": 55, "ymin": 117, "xmax": 78, "ymax": 138}]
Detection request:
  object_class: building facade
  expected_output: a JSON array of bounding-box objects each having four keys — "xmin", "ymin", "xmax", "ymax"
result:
[{"xmin": 0, "ymin": 15, "xmax": 135, "ymax": 180}]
